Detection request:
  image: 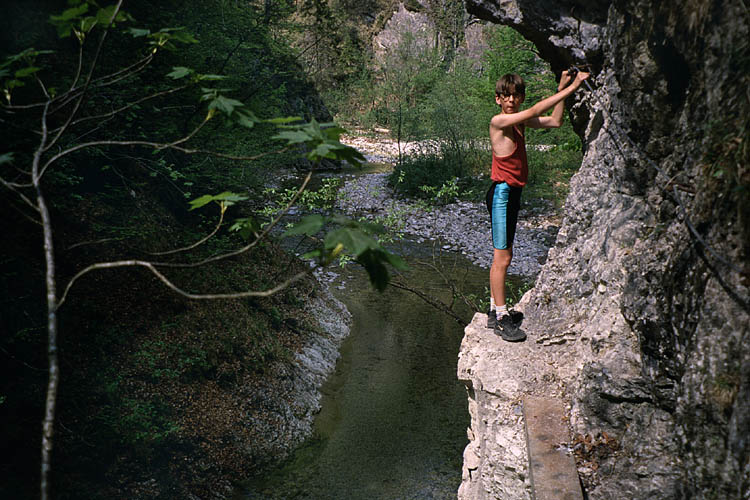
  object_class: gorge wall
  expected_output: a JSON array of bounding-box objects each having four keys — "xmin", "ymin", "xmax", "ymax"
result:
[{"xmin": 459, "ymin": 0, "xmax": 749, "ymax": 498}]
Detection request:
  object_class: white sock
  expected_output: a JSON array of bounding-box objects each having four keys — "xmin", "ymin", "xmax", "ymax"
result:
[
  {"xmin": 490, "ymin": 297, "xmax": 497, "ymax": 311},
  {"xmin": 497, "ymin": 304, "xmax": 508, "ymax": 319}
]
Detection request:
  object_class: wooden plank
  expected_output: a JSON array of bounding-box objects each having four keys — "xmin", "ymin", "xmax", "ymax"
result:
[{"xmin": 523, "ymin": 397, "xmax": 584, "ymax": 500}]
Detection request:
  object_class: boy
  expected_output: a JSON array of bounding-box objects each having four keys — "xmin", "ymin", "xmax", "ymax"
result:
[{"xmin": 487, "ymin": 69, "xmax": 590, "ymax": 342}]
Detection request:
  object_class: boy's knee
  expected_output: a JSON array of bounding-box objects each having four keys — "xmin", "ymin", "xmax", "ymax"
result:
[{"xmin": 492, "ymin": 250, "xmax": 512, "ymax": 269}]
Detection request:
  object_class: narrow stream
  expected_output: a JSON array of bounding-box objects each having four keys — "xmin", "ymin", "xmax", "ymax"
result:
[{"xmin": 242, "ymin": 252, "xmax": 487, "ymax": 499}]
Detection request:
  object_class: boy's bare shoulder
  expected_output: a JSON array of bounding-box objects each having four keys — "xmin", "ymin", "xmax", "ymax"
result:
[
  {"xmin": 491, "ymin": 114, "xmax": 519, "ymax": 138},
  {"xmin": 490, "ymin": 113, "xmax": 508, "ymax": 130}
]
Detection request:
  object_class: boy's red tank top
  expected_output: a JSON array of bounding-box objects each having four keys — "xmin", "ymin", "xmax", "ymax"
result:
[{"xmin": 491, "ymin": 125, "xmax": 528, "ymax": 187}]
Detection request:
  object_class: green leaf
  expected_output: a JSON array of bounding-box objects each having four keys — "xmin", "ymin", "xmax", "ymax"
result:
[
  {"xmin": 188, "ymin": 194, "xmax": 215, "ymax": 210},
  {"xmin": 197, "ymin": 74, "xmax": 227, "ymax": 81},
  {"xmin": 50, "ymin": 4, "xmax": 89, "ymax": 23},
  {"xmin": 229, "ymin": 217, "xmax": 260, "ymax": 241},
  {"xmin": 324, "ymin": 227, "xmax": 378, "ymax": 256},
  {"xmin": 332, "ymin": 215, "xmax": 384, "ymax": 235},
  {"xmin": 81, "ymin": 16, "xmax": 98, "ymax": 33},
  {"xmin": 212, "ymin": 191, "xmax": 248, "ymax": 204},
  {"xmin": 208, "ymin": 95, "xmax": 244, "ymax": 115},
  {"xmin": 148, "ymin": 27, "xmax": 197, "ymax": 46},
  {"xmin": 1, "ymin": 48, "xmax": 53, "ymax": 69},
  {"xmin": 309, "ymin": 142, "xmax": 337, "ymax": 160},
  {"xmin": 169, "ymin": 30, "xmax": 198, "ymax": 44},
  {"xmin": 55, "ymin": 24, "xmax": 73, "ymax": 38},
  {"xmin": 267, "ymin": 116, "xmax": 303, "ymax": 124},
  {"xmin": 302, "ymin": 249, "xmax": 322, "ymax": 259},
  {"xmin": 283, "ymin": 215, "xmax": 326, "ymax": 237},
  {"xmin": 96, "ymin": 5, "xmax": 121, "ymax": 24},
  {"xmin": 273, "ymin": 130, "xmax": 313, "ymax": 145},
  {"xmin": 188, "ymin": 192, "xmax": 247, "ymax": 211},
  {"xmin": 128, "ymin": 27, "xmax": 150, "ymax": 37},
  {"xmin": 356, "ymin": 249, "xmax": 390, "ymax": 292},
  {"xmin": 311, "ymin": 141, "xmax": 365, "ymax": 167},
  {"xmin": 234, "ymin": 110, "xmax": 258, "ymax": 129},
  {"xmin": 5, "ymin": 79, "xmax": 25, "ymax": 90},
  {"xmin": 321, "ymin": 124, "xmax": 347, "ymax": 140},
  {"xmin": 336, "ymin": 147, "xmax": 366, "ymax": 167},
  {"xmin": 14, "ymin": 67, "xmax": 40, "ymax": 78},
  {"xmin": 167, "ymin": 66, "xmax": 192, "ymax": 79},
  {"xmin": 115, "ymin": 10, "xmax": 134, "ymax": 23},
  {"xmin": 0, "ymin": 152, "xmax": 14, "ymax": 165},
  {"xmin": 381, "ymin": 250, "xmax": 408, "ymax": 270}
]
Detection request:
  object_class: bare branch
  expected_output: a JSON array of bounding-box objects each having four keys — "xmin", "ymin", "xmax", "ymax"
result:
[
  {"xmin": 0, "ymin": 176, "xmax": 40, "ymax": 211},
  {"xmin": 86, "ymin": 54, "xmax": 154, "ymax": 91},
  {"xmin": 69, "ymin": 43, "xmax": 84, "ymax": 93},
  {"xmin": 168, "ymin": 113, "xmax": 211, "ymax": 148},
  {"xmin": 0, "ymin": 344, "xmax": 46, "ymax": 372},
  {"xmin": 66, "ymin": 238, "xmax": 123, "ymax": 251},
  {"xmin": 388, "ymin": 278, "xmax": 466, "ymax": 325},
  {"xmin": 56, "ymin": 171, "xmax": 314, "ymax": 308},
  {"xmin": 32, "ymin": 99, "xmax": 55, "ymax": 500},
  {"xmin": 2, "ymin": 195, "xmax": 42, "ymax": 226},
  {"xmin": 49, "ymin": 83, "xmax": 190, "ymax": 135},
  {"xmin": 1, "ymin": 101, "xmax": 48, "ymax": 110},
  {"xmin": 56, "ymin": 259, "xmax": 314, "ymax": 309},
  {"xmin": 67, "ymin": 117, "xmax": 115, "ymax": 145},
  {"xmin": 38, "ymin": 135, "xmax": 292, "ymax": 182},
  {"xmin": 48, "ymin": 53, "xmax": 155, "ymax": 118},
  {"xmin": 44, "ymin": 0, "xmax": 125, "ymax": 153},
  {"xmin": 152, "ymin": 171, "xmax": 312, "ymax": 269},
  {"xmin": 88, "ymin": 53, "xmax": 154, "ymax": 90},
  {"xmin": 35, "ymin": 75, "xmax": 51, "ymax": 100},
  {"xmin": 0, "ymin": 115, "xmax": 42, "ymax": 138},
  {"xmin": 147, "ymin": 205, "xmax": 225, "ymax": 256}
]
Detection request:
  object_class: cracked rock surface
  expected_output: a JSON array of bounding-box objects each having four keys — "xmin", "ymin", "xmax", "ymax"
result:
[{"xmin": 459, "ymin": 0, "xmax": 749, "ymax": 498}]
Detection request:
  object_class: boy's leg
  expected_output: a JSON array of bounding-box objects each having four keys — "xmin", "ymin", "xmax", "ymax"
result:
[
  {"xmin": 490, "ymin": 247, "xmax": 512, "ymax": 309},
  {"xmin": 488, "ymin": 183, "xmax": 525, "ymax": 341},
  {"xmin": 489, "ymin": 182, "xmax": 512, "ymax": 315}
]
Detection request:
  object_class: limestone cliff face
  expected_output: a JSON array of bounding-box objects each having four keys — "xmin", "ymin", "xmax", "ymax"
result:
[
  {"xmin": 460, "ymin": 0, "xmax": 749, "ymax": 498},
  {"xmin": 372, "ymin": 1, "xmax": 489, "ymax": 68}
]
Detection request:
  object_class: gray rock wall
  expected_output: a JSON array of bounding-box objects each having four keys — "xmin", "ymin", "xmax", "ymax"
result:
[{"xmin": 460, "ymin": 0, "xmax": 749, "ymax": 498}]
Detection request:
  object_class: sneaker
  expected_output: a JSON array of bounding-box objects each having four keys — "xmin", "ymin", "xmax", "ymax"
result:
[
  {"xmin": 487, "ymin": 309, "xmax": 523, "ymax": 329},
  {"xmin": 487, "ymin": 309, "xmax": 497, "ymax": 329},
  {"xmin": 508, "ymin": 309, "xmax": 524, "ymax": 326},
  {"xmin": 494, "ymin": 314, "xmax": 527, "ymax": 342}
]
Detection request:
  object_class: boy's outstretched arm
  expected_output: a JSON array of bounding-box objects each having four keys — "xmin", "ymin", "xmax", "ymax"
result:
[
  {"xmin": 491, "ymin": 71, "xmax": 589, "ymax": 130},
  {"xmin": 526, "ymin": 70, "xmax": 574, "ymax": 129}
]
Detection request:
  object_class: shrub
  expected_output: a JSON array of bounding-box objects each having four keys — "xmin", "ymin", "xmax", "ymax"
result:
[{"xmin": 525, "ymin": 146, "xmax": 584, "ymax": 206}]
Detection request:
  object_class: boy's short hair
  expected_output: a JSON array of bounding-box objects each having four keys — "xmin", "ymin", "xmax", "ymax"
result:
[{"xmin": 495, "ymin": 74, "xmax": 526, "ymax": 98}]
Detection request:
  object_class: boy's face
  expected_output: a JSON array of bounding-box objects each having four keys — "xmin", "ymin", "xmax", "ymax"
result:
[{"xmin": 495, "ymin": 85, "xmax": 525, "ymax": 114}]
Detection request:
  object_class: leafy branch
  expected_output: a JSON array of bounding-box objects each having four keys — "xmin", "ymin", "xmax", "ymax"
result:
[{"xmin": 0, "ymin": 3, "xmax": 396, "ymax": 499}]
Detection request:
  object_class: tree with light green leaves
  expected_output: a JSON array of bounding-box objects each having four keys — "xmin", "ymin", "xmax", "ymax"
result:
[{"xmin": 0, "ymin": 2, "xmax": 404, "ymax": 497}]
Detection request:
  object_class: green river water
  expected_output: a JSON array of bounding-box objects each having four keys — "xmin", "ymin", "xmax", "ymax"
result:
[{"xmin": 242, "ymin": 250, "xmax": 488, "ymax": 499}]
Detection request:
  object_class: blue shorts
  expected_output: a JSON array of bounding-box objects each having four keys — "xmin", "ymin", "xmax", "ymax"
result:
[{"xmin": 486, "ymin": 181, "xmax": 522, "ymax": 250}]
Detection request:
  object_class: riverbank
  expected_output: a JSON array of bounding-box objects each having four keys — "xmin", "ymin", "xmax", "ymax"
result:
[
  {"xmin": 101, "ymin": 274, "xmax": 353, "ymax": 500},
  {"xmin": 338, "ymin": 135, "xmax": 561, "ymax": 280}
]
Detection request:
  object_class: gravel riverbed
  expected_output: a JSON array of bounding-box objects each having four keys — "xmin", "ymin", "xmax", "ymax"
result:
[{"xmin": 337, "ymin": 134, "xmax": 562, "ymax": 280}]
